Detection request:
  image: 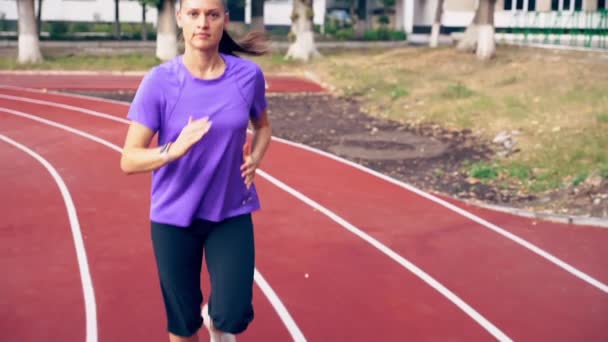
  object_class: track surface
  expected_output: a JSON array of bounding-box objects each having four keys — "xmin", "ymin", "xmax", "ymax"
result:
[{"xmin": 0, "ymin": 75, "xmax": 606, "ymax": 342}]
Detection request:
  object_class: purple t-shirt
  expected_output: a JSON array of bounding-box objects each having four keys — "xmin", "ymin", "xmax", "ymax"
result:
[{"xmin": 127, "ymin": 54, "xmax": 267, "ymax": 226}]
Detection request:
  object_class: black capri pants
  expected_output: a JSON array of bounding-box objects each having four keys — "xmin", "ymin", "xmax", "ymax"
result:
[{"xmin": 151, "ymin": 214, "xmax": 255, "ymax": 337}]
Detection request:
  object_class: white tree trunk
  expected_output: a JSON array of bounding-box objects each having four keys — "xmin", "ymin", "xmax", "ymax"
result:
[
  {"xmin": 285, "ymin": 0, "xmax": 320, "ymax": 62},
  {"xmin": 429, "ymin": 0, "xmax": 444, "ymax": 48},
  {"xmin": 156, "ymin": 0, "xmax": 178, "ymax": 61},
  {"xmin": 456, "ymin": 25, "xmax": 479, "ymax": 52},
  {"xmin": 476, "ymin": 24, "xmax": 495, "ymax": 60},
  {"xmin": 475, "ymin": 0, "xmax": 496, "ymax": 60},
  {"xmin": 456, "ymin": 0, "xmax": 496, "ymax": 60},
  {"xmin": 429, "ymin": 23, "xmax": 441, "ymax": 48},
  {"xmin": 456, "ymin": 0, "xmax": 480, "ymax": 52},
  {"xmin": 17, "ymin": 0, "xmax": 43, "ymax": 64}
]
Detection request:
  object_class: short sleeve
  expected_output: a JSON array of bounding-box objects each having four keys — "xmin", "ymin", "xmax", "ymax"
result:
[
  {"xmin": 250, "ymin": 66, "xmax": 267, "ymax": 120},
  {"xmin": 127, "ymin": 68, "xmax": 164, "ymax": 132}
]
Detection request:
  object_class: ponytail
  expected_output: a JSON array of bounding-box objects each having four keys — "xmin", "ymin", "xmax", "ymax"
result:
[{"xmin": 219, "ymin": 30, "xmax": 270, "ymax": 57}]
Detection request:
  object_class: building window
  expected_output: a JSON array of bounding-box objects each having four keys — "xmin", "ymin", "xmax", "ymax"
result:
[
  {"xmin": 552, "ymin": 0, "xmax": 584, "ymax": 10},
  {"xmin": 598, "ymin": 0, "xmax": 606, "ymax": 9},
  {"xmin": 504, "ymin": 0, "xmax": 536, "ymax": 10}
]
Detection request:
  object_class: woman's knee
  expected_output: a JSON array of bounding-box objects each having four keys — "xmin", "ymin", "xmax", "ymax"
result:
[{"xmin": 211, "ymin": 305, "xmax": 254, "ymax": 334}]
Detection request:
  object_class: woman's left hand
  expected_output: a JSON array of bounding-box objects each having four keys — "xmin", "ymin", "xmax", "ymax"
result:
[{"xmin": 240, "ymin": 142, "xmax": 258, "ymax": 189}]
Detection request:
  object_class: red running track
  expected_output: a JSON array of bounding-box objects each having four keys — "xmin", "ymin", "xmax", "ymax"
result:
[
  {"xmin": 0, "ymin": 87, "xmax": 492, "ymax": 341},
  {"xmin": 0, "ymin": 72, "xmax": 325, "ymax": 93},
  {"xmin": 0, "ymin": 79, "xmax": 607, "ymax": 342}
]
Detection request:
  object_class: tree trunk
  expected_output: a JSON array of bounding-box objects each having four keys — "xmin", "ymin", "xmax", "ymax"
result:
[
  {"xmin": 17, "ymin": 0, "xmax": 43, "ymax": 64},
  {"xmin": 142, "ymin": 2, "xmax": 147, "ymax": 41},
  {"xmin": 476, "ymin": 0, "xmax": 496, "ymax": 60},
  {"xmin": 285, "ymin": 0, "xmax": 320, "ymax": 62},
  {"xmin": 456, "ymin": 0, "xmax": 496, "ymax": 60},
  {"xmin": 429, "ymin": 0, "xmax": 445, "ymax": 48},
  {"xmin": 251, "ymin": 0, "xmax": 265, "ymax": 32},
  {"xmin": 156, "ymin": 0, "xmax": 178, "ymax": 61},
  {"xmin": 355, "ymin": 0, "xmax": 368, "ymax": 39},
  {"xmin": 114, "ymin": 0, "xmax": 121, "ymax": 40},
  {"xmin": 36, "ymin": 0, "xmax": 42, "ymax": 37},
  {"xmin": 456, "ymin": 1, "xmax": 481, "ymax": 52}
]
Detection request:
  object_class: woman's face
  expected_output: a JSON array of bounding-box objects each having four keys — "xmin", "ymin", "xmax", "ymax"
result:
[{"xmin": 177, "ymin": 0, "xmax": 228, "ymax": 51}]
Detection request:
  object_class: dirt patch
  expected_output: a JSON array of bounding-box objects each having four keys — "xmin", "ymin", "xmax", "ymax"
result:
[
  {"xmin": 268, "ymin": 93, "xmax": 608, "ymax": 219},
  {"xmin": 72, "ymin": 90, "xmax": 607, "ymax": 220}
]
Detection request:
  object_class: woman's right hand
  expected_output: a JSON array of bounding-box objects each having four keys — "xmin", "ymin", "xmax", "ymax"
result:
[{"xmin": 169, "ymin": 116, "xmax": 212, "ymax": 160}]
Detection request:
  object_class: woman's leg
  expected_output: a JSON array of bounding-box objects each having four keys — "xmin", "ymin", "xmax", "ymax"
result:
[
  {"xmin": 169, "ymin": 333, "xmax": 198, "ymax": 342},
  {"xmin": 204, "ymin": 214, "xmax": 255, "ymax": 336},
  {"xmin": 151, "ymin": 221, "xmax": 205, "ymax": 341}
]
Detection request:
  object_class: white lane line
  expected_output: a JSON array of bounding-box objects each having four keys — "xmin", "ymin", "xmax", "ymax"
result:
[
  {"xmin": 1, "ymin": 90, "xmax": 606, "ymax": 294},
  {"xmin": 256, "ymin": 169, "xmax": 512, "ymax": 341},
  {"xmin": 0, "ymin": 84, "xmax": 134, "ymax": 106},
  {"xmin": 0, "ymin": 93, "xmax": 128, "ymax": 124},
  {"xmin": 0, "ymin": 85, "xmax": 133, "ymax": 106},
  {"xmin": 0, "ymin": 134, "xmax": 98, "ymax": 342},
  {"xmin": 272, "ymin": 137, "xmax": 608, "ymax": 295},
  {"xmin": 0, "ymin": 106, "xmax": 511, "ymax": 341},
  {"xmin": 254, "ymin": 270, "xmax": 306, "ymax": 342},
  {"xmin": 0, "ymin": 107, "xmax": 306, "ymax": 342}
]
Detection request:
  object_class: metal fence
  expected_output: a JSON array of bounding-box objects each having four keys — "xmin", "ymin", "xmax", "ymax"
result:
[{"xmin": 496, "ymin": 9, "xmax": 608, "ymax": 49}]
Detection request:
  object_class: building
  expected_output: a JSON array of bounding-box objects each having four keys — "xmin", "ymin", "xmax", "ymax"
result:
[
  {"xmin": 1, "ymin": 0, "xmax": 606, "ymax": 40},
  {"xmin": 0, "ymin": 0, "xmax": 157, "ymax": 24}
]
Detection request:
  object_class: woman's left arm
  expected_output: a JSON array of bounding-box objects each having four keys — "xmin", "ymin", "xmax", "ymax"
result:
[{"xmin": 241, "ymin": 110, "xmax": 272, "ymax": 189}]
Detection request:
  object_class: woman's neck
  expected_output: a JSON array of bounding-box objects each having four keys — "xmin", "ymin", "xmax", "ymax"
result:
[{"xmin": 182, "ymin": 49, "xmax": 226, "ymax": 80}]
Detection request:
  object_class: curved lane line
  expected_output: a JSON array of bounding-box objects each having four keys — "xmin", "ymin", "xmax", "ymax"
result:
[
  {"xmin": 0, "ymin": 134, "xmax": 98, "ymax": 342},
  {"xmin": 1, "ymin": 105, "xmax": 511, "ymax": 341},
  {"xmin": 0, "ymin": 107, "xmax": 306, "ymax": 342},
  {"xmin": 1, "ymin": 91, "xmax": 604, "ymax": 294}
]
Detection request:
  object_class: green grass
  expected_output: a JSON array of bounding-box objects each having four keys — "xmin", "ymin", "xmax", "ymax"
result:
[
  {"xmin": 495, "ymin": 75, "xmax": 518, "ymax": 87},
  {"xmin": 390, "ymin": 86, "xmax": 409, "ymax": 99},
  {"xmin": 2, "ymin": 46, "xmax": 606, "ymax": 197},
  {"xmin": 507, "ymin": 163, "xmax": 532, "ymax": 180},
  {"xmin": 572, "ymin": 172, "xmax": 588, "ymax": 187},
  {"xmin": 284, "ymin": 46, "xmax": 608, "ymax": 196},
  {"xmin": 0, "ymin": 53, "xmax": 160, "ymax": 71},
  {"xmin": 470, "ymin": 162, "xmax": 499, "ymax": 180},
  {"xmin": 440, "ymin": 83, "xmax": 474, "ymax": 99},
  {"xmin": 600, "ymin": 163, "xmax": 608, "ymax": 179},
  {"xmin": 504, "ymin": 96, "xmax": 528, "ymax": 119},
  {"xmin": 529, "ymin": 176, "xmax": 562, "ymax": 193},
  {"xmin": 252, "ymin": 52, "xmax": 303, "ymax": 71}
]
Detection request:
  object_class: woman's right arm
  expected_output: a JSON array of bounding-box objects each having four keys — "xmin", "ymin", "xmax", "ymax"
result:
[
  {"xmin": 120, "ymin": 122, "xmax": 168, "ymax": 175},
  {"xmin": 120, "ymin": 117, "xmax": 212, "ymax": 175}
]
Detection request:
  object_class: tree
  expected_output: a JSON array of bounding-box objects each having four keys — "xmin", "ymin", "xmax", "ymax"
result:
[
  {"xmin": 474, "ymin": 0, "xmax": 496, "ymax": 60},
  {"xmin": 36, "ymin": 0, "xmax": 42, "ymax": 37},
  {"xmin": 17, "ymin": 0, "xmax": 43, "ymax": 64},
  {"xmin": 456, "ymin": 0, "xmax": 496, "ymax": 60},
  {"xmin": 251, "ymin": 0, "xmax": 265, "ymax": 31},
  {"xmin": 285, "ymin": 0, "xmax": 320, "ymax": 61},
  {"xmin": 114, "ymin": 0, "xmax": 121, "ymax": 40},
  {"xmin": 429, "ymin": 0, "xmax": 444, "ymax": 48},
  {"xmin": 156, "ymin": 0, "xmax": 178, "ymax": 60},
  {"xmin": 138, "ymin": 0, "xmax": 158, "ymax": 41},
  {"xmin": 354, "ymin": 0, "xmax": 368, "ymax": 38},
  {"xmin": 141, "ymin": 1, "xmax": 148, "ymax": 41}
]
